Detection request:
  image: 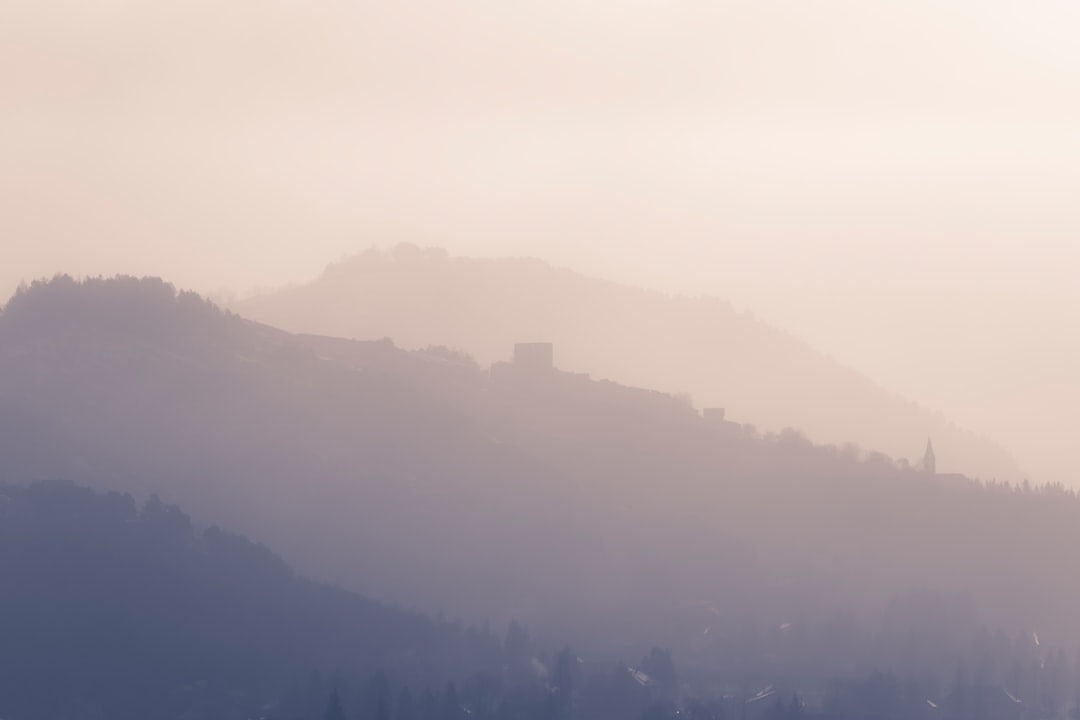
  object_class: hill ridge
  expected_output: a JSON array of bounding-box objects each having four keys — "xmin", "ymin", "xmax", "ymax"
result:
[{"xmin": 234, "ymin": 244, "xmax": 1021, "ymax": 481}]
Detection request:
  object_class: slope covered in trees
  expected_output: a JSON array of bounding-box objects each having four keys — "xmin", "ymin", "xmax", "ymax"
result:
[
  {"xmin": 1, "ymin": 276, "xmax": 1078, "ymax": 689},
  {"xmin": 233, "ymin": 245, "xmax": 1019, "ymax": 482},
  {"xmin": 0, "ymin": 479, "xmax": 504, "ymax": 720},
  {"xmin": 2, "ymin": 479, "xmax": 1070, "ymax": 720}
]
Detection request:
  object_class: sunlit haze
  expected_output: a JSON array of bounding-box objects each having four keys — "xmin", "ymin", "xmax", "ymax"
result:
[
  {"xmin": 4, "ymin": 0, "xmax": 1079, "ymax": 489},
  {"xmin": 7, "ymin": 4, "xmax": 1080, "ymax": 717}
]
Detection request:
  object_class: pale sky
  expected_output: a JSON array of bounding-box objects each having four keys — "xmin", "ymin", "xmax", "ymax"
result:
[{"xmin": 3, "ymin": 0, "xmax": 1079, "ymax": 486}]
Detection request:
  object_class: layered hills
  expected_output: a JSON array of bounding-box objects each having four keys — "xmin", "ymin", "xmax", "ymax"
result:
[
  {"xmin": 0, "ymin": 479, "xmax": 502, "ymax": 720},
  {"xmin": 234, "ymin": 245, "xmax": 1020, "ymax": 482},
  {"xmin": 0, "ymin": 275, "xmax": 1074, "ymax": 685}
]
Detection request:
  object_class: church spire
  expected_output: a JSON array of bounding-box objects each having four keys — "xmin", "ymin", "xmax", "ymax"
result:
[{"xmin": 923, "ymin": 438, "xmax": 936, "ymax": 475}]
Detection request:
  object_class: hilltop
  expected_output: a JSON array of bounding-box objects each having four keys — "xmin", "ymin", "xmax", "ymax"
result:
[{"xmin": 232, "ymin": 245, "xmax": 1020, "ymax": 483}]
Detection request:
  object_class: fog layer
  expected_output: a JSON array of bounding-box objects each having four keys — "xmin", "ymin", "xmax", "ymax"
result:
[{"xmin": 4, "ymin": 0, "xmax": 1078, "ymax": 486}]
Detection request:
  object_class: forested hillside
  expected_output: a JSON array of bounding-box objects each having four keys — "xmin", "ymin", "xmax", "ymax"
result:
[
  {"xmin": 1, "ymin": 276, "xmax": 1078, "ymax": 689},
  {"xmin": 0, "ymin": 480, "xmax": 1067, "ymax": 720},
  {"xmin": 0, "ymin": 479, "xmax": 503, "ymax": 720}
]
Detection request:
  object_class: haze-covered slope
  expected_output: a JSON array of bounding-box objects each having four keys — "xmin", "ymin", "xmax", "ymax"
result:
[
  {"xmin": 0, "ymin": 276, "xmax": 582, "ymax": 621},
  {"xmin": 0, "ymin": 479, "xmax": 501, "ymax": 720},
  {"xmin": 234, "ymin": 245, "xmax": 1019, "ymax": 482},
  {"xmin": 2, "ymin": 275, "xmax": 1077, "ymax": 683}
]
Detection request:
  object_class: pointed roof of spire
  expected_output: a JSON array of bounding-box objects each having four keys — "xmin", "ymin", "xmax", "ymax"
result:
[{"xmin": 923, "ymin": 437, "xmax": 937, "ymax": 474}]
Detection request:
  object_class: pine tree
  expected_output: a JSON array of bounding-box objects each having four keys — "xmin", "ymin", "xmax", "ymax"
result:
[
  {"xmin": 324, "ymin": 688, "xmax": 348, "ymax": 720},
  {"xmin": 396, "ymin": 687, "xmax": 415, "ymax": 720}
]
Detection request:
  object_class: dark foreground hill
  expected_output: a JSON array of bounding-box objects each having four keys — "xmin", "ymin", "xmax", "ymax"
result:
[
  {"xmin": 233, "ymin": 245, "xmax": 1020, "ymax": 482},
  {"xmin": 1, "ymin": 479, "xmax": 1071, "ymax": 720},
  {"xmin": 0, "ymin": 479, "xmax": 503, "ymax": 720},
  {"xmin": 1, "ymin": 276, "xmax": 1079, "ymax": 690}
]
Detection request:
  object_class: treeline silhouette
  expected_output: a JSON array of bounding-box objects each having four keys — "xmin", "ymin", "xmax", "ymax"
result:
[
  {"xmin": 3, "ymin": 479, "xmax": 1066, "ymax": 720},
  {"xmin": 288, "ymin": 646, "xmax": 685, "ymax": 720},
  {"xmin": 298, "ymin": 633, "xmax": 1080, "ymax": 720},
  {"xmin": 2, "ymin": 276, "xmax": 1080, "ymax": 699},
  {"xmin": 0, "ymin": 479, "xmax": 505, "ymax": 720},
  {"xmin": 303, "ymin": 663, "xmax": 1056, "ymax": 720}
]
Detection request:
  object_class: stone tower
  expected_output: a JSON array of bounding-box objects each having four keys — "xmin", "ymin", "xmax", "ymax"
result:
[{"xmin": 513, "ymin": 342, "xmax": 554, "ymax": 372}]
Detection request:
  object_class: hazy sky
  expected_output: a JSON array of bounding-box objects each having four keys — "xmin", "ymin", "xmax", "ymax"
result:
[{"xmin": 4, "ymin": 0, "xmax": 1079, "ymax": 485}]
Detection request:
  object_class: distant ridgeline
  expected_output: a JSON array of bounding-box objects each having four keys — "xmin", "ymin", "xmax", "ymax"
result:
[
  {"xmin": 1, "ymin": 277, "xmax": 1079, "ymax": 720},
  {"xmin": 232, "ymin": 245, "xmax": 1022, "ymax": 482}
]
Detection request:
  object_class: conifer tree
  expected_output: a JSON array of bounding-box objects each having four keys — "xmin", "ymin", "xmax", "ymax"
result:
[{"xmin": 324, "ymin": 688, "xmax": 347, "ymax": 720}]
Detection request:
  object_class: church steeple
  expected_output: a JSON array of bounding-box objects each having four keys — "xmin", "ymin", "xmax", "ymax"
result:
[{"xmin": 923, "ymin": 438, "xmax": 936, "ymax": 475}]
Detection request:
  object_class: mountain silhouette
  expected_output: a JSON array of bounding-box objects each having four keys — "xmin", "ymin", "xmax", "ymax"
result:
[
  {"xmin": 0, "ymin": 478, "xmax": 501, "ymax": 720},
  {"xmin": 234, "ymin": 245, "xmax": 1020, "ymax": 482},
  {"xmin": 2, "ymin": 275, "xmax": 1077, "ymax": 682}
]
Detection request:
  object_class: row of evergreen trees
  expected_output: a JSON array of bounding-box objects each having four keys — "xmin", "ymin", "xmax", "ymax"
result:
[{"xmin": 307, "ymin": 668, "xmax": 1068, "ymax": 720}]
